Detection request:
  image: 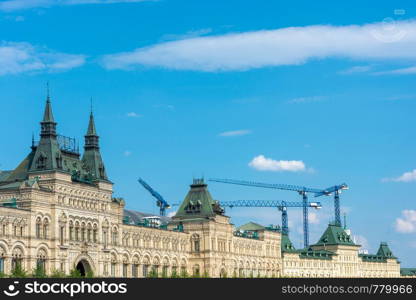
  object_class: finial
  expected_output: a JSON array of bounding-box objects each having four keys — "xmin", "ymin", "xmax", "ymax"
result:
[
  {"xmin": 90, "ymin": 97, "xmax": 93, "ymax": 115},
  {"xmin": 31, "ymin": 132, "xmax": 35, "ymax": 149}
]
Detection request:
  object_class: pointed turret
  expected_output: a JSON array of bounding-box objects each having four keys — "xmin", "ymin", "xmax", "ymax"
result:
[
  {"xmin": 82, "ymin": 109, "xmax": 108, "ymax": 181},
  {"xmin": 29, "ymin": 90, "xmax": 62, "ymax": 172},
  {"xmin": 40, "ymin": 93, "xmax": 57, "ymax": 138}
]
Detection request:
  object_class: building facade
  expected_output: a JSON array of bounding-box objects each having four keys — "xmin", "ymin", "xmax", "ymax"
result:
[{"xmin": 0, "ymin": 96, "xmax": 404, "ymax": 278}]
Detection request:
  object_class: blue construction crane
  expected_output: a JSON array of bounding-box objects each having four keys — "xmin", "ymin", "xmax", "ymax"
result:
[
  {"xmin": 315, "ymin": 183, "xmax": 348, "ymax": 227},
  {"xmin": 209, "ymin": 178, "xmax": 326, "ymax": 248},
  {"xmin": 138, "ymin": 178, "xmax": 171, "ymax": 216},
  {"xmin": 219, "ymin": 200, "xmax": 322, "ymax": 235}
]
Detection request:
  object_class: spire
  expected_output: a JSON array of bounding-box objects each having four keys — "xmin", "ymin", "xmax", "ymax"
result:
[
  {"xmin": 82, "ymin": 101, "xmax": 108, "ymax": 181},
  {"xmin": 43, "ymin": 82, "xmax": 55, "ymax": 123},
  {"xmin": 87, "ymin": 111, "xmax": 97, "ymax": 136},
  {"xmin": 40, "ymin": 83, "xmax": 57, "ymax": 138}
]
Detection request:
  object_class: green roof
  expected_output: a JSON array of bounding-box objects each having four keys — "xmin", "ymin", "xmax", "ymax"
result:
[
  {"xmin": 173, "ymin": 179, "xmax": 224, "ymax": 220},
  {"xmin": 401, "ymin": 268, "xmax": 416, "ymax": 276},
  {"xmin": 237, "ymin": 222, "xmax": 265, "ymax": 231},
  {"xmin": 0, "ymin": 170, "xmax": 12, "ymax": 182},
  {"xmin": 313, "ymin": 223, "xmax": 356, "ymax": 246},
  {"xmin": 376, "ymin": 242, "xmax": 395, "ymax": 258},
  {"xmin": 281, "ymin": 233, "xmax": 296, "ymax": 252},
  {"xmin": 359, "ymin": 242, "xmax": 396, "ymax": 262},
  {"xmin": 298, "ymin": 249, "xmax": 335, "ymax": 260}
]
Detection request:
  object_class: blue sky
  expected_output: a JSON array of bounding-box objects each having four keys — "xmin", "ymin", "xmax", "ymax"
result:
[{"xmin": 1, "ymin": 0, "xmax": 416, "ymax": 266}]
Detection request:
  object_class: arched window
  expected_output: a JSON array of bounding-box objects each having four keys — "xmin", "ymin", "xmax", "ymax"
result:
[
  {"xmin": 69, "ymin": 221, "xmax": 74, "ymax": 241},
  {"xmin": 93, "ymin": 224, "xmax": 98, "ymax": 243},
  {"xmin": 112, "ymin": 227, "xmax": 118, "ymax": 246},
  {"xmin": 122, "ymin": 255, "xmax": 129, "ymax": 278},
  {"xmin": 75, "ymin": 222, "xmax": 80, "ymax": 241},
  {"xmin": 81, "ymin": 222, "xmax": 86, "ymax": 242},
  {"xmin": 11, "ymin": 247, "xmax": 23, "ymax": 272},
  {"xmin": 36, "ymin": 249, "xmax": 47, "ymax": 275},
  {"xmin": 132, "ymin": 256, "xmax": 139, "ymax": 278},
  {"xmin": 87, "ymin": 224, "xmax": 92, "ymax": 242},
  {"xmin": 111, "ymin": 254, "xmax": 117, "ymax": 277},
  {"xmin": 43, "ymin": 219, "xmax": 49, "ymax": 239},
  {"xmin": 36, "ymin": 218, "xmax": 41, "ymax": 238}
]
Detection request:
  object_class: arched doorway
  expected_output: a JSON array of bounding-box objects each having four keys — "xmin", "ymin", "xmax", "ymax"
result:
[{"xmin": 76, "ymin": 259, "xmax": 91, "ymax": 277}]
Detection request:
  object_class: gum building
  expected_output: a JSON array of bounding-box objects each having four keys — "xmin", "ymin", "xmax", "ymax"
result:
[{"xmin": 0, "ymin": 95, "xmax": 406, "ymax": 278}]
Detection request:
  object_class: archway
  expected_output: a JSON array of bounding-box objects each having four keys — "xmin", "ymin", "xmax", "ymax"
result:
[{"xmin": 76, "ymin": 259, "xmax": 91, "ymax": 277}]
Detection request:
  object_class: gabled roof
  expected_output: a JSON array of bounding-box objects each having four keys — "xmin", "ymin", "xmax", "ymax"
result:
[
  {"xmin": 173, "ymin": 179, "xmax": 223, "ymax": 220},
  {"xmin": 237, "ymin": 222, "xmax": 265, "ymax": 231},
  {"xmin": 377, "ymin": 242, "xmax": 395, "ymax": 258},
  {"xmin": 3, "ymin": 150, "xmax": 36, "ymax": 182},
  {"xmin": 313, "ymin": 223, "xmax": 357, "ymax": 246}
]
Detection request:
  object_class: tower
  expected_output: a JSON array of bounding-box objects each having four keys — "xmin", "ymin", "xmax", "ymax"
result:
[
  {"xmin": 29, "ymin": 90, "xmax": 63, "ymax": 172},
  {"xmin": 81, "ymin": 108, "xmax": 108, "ymax": 181}
]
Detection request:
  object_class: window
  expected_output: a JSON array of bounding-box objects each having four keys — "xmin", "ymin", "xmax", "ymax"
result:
[
  {"xmin": 143, "ymin": 265, "xmax": 149, "ymax": 278},
  {"xmin": 123, "ymin": 264, "xmax": 128, "ymax": 277},
  {"xmin": 69, "ymin": 222, "xmax": 74, "ymax": 241},
  {"xmin": 75, "ymin": 223, "xmax": 80, "ymax": 241},
  {"xmin": 20, "ymin": 226, "xmax": 23, "ymax": 237},
  {"xmin": 2, "ymin": 224, "xmax": 6, "ymax": 236},
  {"xmin": 59, "ymin": 226, "xmax": 64, "ymax": 245},
  {"xmin": 36, "ymin": 218, "xmax": 41, "ymax": 239},
  {"xmin": 132, "ymin": 264, "xmax": 138, "ymax": 278},
  {"xmin": 0, "ymin": 257, "xmax": 4, "ymax": 274},
  {"xmin": 111, "ymin": 263, "xmax": 116, "ymax": 277},
  {"xmin": 162, "ymin": 265, "xmax": 169, "ymax": 277},
  {"xmin": 43, "ymin": 220, "xmax": 48, "ymax": 239},
  {"xmin": 103, "ymin": 230, "xmax": 108, "ymax": 248},
  {"xmin": 37, "ymin": 258, "xmax": 45, "ymax": 273},
  {"xmin": 112, "ymin": 229, "xmax": 118, "ymax": 246},
  {"xmin": 93, "ymin": 225, "xmax": 97, "ymax": 243}
]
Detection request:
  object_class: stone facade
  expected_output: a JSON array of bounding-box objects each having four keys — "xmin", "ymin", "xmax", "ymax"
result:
[{"xmin": 0, "ymin": 96, "xmax": 404, "ymax": 278}]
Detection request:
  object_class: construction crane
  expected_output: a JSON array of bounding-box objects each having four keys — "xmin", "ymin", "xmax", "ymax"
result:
[
  {"xmin": 315, "ymin": 183, "xmax": 348, "ymax": 227},
  {"xmin": 219, "ymin": 200, "xmax": 322, "ymax": 235},
  {"xmin": 209, "ymin": 178, "xmax": 326, "ymax": 248},
  {"xmin": 138, "ymin": 178, "xmax": 171, "ymax": 216}
]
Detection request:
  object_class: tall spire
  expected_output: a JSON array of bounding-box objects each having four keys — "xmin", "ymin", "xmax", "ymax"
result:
[
  {"xmin": 40, "ymin": 82, "xmax": 57, "ymax": 137},
  {"xmin": 82, "ymin": 100, "xmax": 108, "ymax": 181},
  {"xmin": 86, "ymin": 98, "xmax": 97, "ymax": 136}
]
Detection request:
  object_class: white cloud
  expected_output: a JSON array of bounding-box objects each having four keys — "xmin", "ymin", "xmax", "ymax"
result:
[
  {"xmin": 102, "ymin": 19, "xmax": 416, "ymax": 72},
  {"xmin": 0, "ymin": 41, "xmax": 85, "ymax": 75},
  {"xmin": 126, "ymin": 112, "xmax": 141, "ymax": 117},
  {"xmin": 248, "ymin": 155, "xmax": 306, "ymax": 172},
  {"xmin": 338, "ymin": 65, "xmax": 372, "ymax": 75},
  {"xmin": 288, "ymin": 96, "xmax": 325, "ymax": 104},
  {"xmin": 308, "ymin": 212, "xmax": 320, "ymax": 224},
  {"xmin": 373, "ymin": 65, "xmax": 416, "ymax": 75},
  {"xmin": 0, "ymin": 0, "xmax": 150, "ymax": 11},
  {"xmin": 383, "ymin": 169, "xmax": 416, "ymax": 182},
  {"xmin": 123, "ymin": 150, "xmax": 132, "ymax": 157},
  {"xmin": 161, "ymin": 28, "xmax": 212, "ymax": 42},
  {"xmin": 219, "ymin": 130, "xmax": 251, "ymax": 137},
  {"xmin": 167, "ymin": 211, "xmax": 176, "ymax": 218},
  {"xmin": 395, "ymin": 210, "xmax": 416, "ymax": 233}
]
